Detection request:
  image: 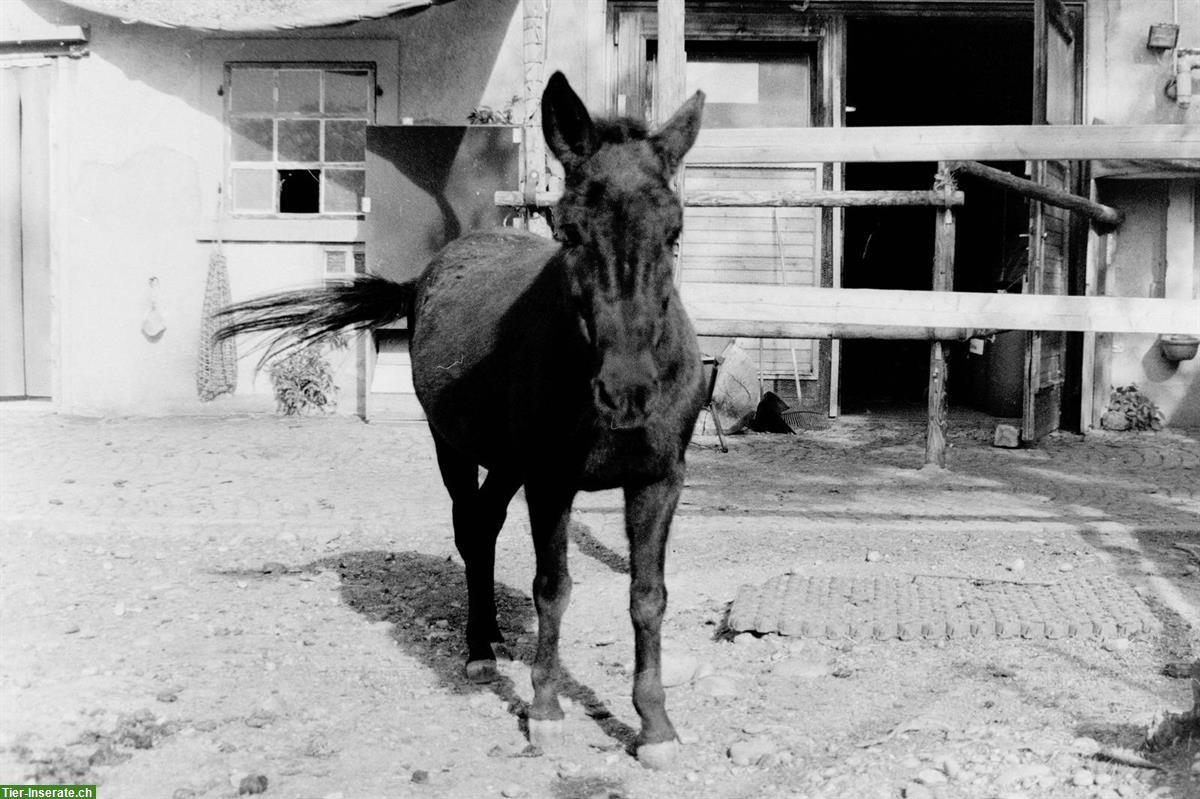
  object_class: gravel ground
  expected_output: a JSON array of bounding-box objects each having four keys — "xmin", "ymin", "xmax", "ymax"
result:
[{"xmin": 1, "ymin": 405, "xmax": 1198, "ymax": 798}]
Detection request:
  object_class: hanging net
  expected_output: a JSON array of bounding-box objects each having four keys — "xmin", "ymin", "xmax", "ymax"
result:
[{"xmin": 196, "ymin": 249, "xmax": 238, "ymax": 401}]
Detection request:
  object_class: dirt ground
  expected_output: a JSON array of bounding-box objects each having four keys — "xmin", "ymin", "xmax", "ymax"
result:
[{"xmin": 1, "ymin": 406, "xmax": 1198, "ymax": 799}]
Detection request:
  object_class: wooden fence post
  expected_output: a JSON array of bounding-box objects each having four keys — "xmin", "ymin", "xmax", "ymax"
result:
[
  {"xmin": 925, "ymin": 164, "xmax": 957, "ymax": 468},
  {"xmin": 522, "ymin": 0, "xmax": 549, "ymax": 212}
]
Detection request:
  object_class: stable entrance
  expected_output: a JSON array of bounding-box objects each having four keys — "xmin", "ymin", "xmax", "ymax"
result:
[{"xmin": 840, "ymin": 15, "xmax": 1034, "ymax": 415}]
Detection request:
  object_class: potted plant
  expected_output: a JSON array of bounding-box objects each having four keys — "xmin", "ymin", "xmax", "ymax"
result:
[{"xmin": 1159, "ymin": 334, "xmax": 1199, "ymax": 362}]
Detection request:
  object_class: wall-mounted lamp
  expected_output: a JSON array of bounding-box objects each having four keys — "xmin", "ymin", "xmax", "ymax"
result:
[
  {"xmin": 1148, "ymin": 23, "xmax": 1180, "ymax": 50},
  {"xmin": 1167, "ymin": 48, "xmax": 1200, "ymax": 106}
]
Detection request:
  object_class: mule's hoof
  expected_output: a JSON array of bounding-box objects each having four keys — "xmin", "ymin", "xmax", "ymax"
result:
[
  {"xmin": 637, "ymin": 739, "xmax": 680, "ymax": 770},
  {"xmin": 464, "ymin": 659, "xmax": 500, "ymax": 684},
  {"xmin": 527, "ymin": 718, "xmax": 564, "ymax": 750}
]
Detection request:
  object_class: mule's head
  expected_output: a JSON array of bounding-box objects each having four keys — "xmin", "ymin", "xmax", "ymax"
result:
[{"xmin": 543, "ymin": 72, "xmax": 704, "ymax": 429}]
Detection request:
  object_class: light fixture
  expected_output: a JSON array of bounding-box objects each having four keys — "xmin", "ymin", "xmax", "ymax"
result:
[{"xmin": 1148, "ymin": 22, "xmax": 1180, "ymax": 50}]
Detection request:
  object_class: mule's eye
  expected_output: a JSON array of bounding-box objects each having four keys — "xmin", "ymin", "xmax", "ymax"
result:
[{"xmin": 660, "ymin": 295, "xmax": 670, "ymax": 314}]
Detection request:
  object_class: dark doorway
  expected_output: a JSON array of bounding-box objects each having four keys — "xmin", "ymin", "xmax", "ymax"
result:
[{"xmin": 840, "ymin": 16, "xmax": 1033, "ymax": 412}]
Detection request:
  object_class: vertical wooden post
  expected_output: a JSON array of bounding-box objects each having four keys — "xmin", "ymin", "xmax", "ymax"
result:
[
  {"xmin": 654, "ymin": 0, "xmax": 686, "ymax": 126},
  {"xmin": 656, "ymin": 0, "xmax": 686, "ymax": 283},
  {"xmin": 925, "ymin": 164, "xmax": 956, "ymax": 468},
  {"xmin": 522, "ymin": 0, "xmax": 549, "ymax": 210}
]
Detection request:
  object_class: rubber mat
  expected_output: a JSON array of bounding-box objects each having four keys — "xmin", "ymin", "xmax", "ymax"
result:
[{"xmin": 728, "ymin": 573, "xmax": 1162, "ymax": 640}]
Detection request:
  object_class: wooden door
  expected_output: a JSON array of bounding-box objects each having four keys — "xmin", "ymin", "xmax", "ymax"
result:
[
  {"xmin": 0, "ymin": 65, "xmax": 53, "ymax": 398},
  {"xmin": 1022, "ymin": 0, "xmax": 1082, "ymax": 441}
]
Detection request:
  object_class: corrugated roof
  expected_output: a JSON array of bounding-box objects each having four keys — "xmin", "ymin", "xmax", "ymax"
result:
[{"xmin": 57, "ymin": 0, "xmax": 451, "ymax": 32}]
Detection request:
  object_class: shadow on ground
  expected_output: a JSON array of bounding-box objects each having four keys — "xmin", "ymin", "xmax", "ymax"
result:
[{"xmin": 300, "ymin": 550, "xmax": 640, "ymax": 751}]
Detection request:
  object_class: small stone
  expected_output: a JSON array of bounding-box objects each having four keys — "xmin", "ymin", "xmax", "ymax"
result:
[
  {"xmin": 556, "ymin": 762, "xmax": 582, "ymax": 779},
  {"xmin": 993, "ymin": 423, "xmax": 1021, "ymax": 448},
  {"xmin": 501, "ymin": 785, "xmax": 526, "ymax": 798},
  {"xmin": 733, "ymin": 632, "xmax": 761, "ymax": 646},
  {"xmin": 728, "ymin": 737, "xmax": 777, "ymax": 766},
  {"xmin": 172, "ymin": 790, "xmax": 196, "ymax": 799},
  {"xmin": 1071, "ymin": 769, "xmax": 1094, "ymax": 787},
  {"xmin": 865, "ymin": 550, "xmax": 882, "ymax": 563},
  {"xmin": 63, "ymin": 624, "xmax": 81, "ymax": 635},
  {"xmin": 411, "ymin": 770, "xmax": 429, "ymax": 784},
  {"xmin": 995, "ymin": 763, "xmax": 1050, "ymax": 786},
  {"xmin": 1069, "ymin": 736, "xmax": 1100, "ymax": 755},
  {"xmin": 156, "ymin": 690, "xmax": 179, "ymax": 703},
  {"xmin": 1094, "ymin": 773, "xmax": 1113, "ymax": 786},
  {"xmin": 238, "ymin": 774, "xmax": 268, "ymax": 795},
  {"xmin": 916, "ymin": 768, "xmax": 947, "ymax": 785},
  {"xmin": 1103, "ymin": 638, "xmax": 1131, "ymax": 653},
  {"xmin": 1007, "ymin": 558, "xmax": 1025, "ymax": 573},
  {"xmin": 936, "ymin": 756, "xmax": 963, "ymax": 780},
  {"xmin": 1190, "ymin": 759, "xmax": 1200, "ymax": 775},
  {"xmin": 1057, "ymin": 563, "xmax": 1074, "ymax": 573},
  {"xmin": 262, "ymin": 562, "xmax": 287, "ymax": 574},
  {"xmin": 114, "ymin": 602, "xmax": 126, "ymax": 617}
]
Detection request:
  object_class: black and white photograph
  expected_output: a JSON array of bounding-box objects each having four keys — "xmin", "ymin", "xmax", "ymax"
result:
[{"xmin": 1, "ymin": 0, "xmax": 1199, "ymax": 796}]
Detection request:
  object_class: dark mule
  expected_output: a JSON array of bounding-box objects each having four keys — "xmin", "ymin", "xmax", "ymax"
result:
[{"xmin": 216, "ymin": 72, "xmax": 706, "ymax": 768}]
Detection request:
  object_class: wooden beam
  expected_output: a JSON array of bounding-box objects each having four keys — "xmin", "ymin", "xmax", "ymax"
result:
[
  {"xmin": 655, "ymin": 0, "xmax": 685, "ymax": 126},
  {"xmin": 681, "ymin": 284, "xmax": 1200, "ymax": 339},
  {"xmin": 926, "ymin": 166, "xmax": 956, "ymax": 468},
  {"xmin": 521, "ymin": 0, "xmax": 549, "ymax": 207},
  {"xmin": 495, "ymin": 188, "xmax": 965, "ymax": 208},
  {"xmin": 950, "ymin": 160, "xmax": 1123, "ymax": 230},
  {"xmin": 686, "ymin": 189, "xmax": 965, "ymax": 207},
  {"xmin": 690, "ymin": 124, "xmax": 1200, "ymax": 164}
]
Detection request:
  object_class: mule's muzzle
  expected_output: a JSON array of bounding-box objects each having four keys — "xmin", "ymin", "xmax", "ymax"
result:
[{"xmin": 593, "ymin": 376, "xmax": 660, "ymax": 429}]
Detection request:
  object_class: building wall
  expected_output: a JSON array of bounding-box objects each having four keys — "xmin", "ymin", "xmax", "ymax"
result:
[
  {"xmin": 5, "ymin": 0, "xmax": 600, "ymax": 416},
  {"xmin": 1087, "ymin": 1, "xmax": 1200, "ymax": 427}
]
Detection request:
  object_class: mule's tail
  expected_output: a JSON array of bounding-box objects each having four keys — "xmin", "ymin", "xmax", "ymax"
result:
[{"xmin": 214, "ymin": 274, "xmax": 415, "ymax": 361}]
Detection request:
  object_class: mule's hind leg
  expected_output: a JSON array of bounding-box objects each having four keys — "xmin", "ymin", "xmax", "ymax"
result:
[
  {"xmin": 523, "ymin": 483, "xmax": 575, "ymax": 748},
  {"xmin": 625, "ymin": 467, "xmax": 685, "ymax": 769},
  {"xmin": 432, "ymin": 432, "xmax": 520, "ymax": 683}
]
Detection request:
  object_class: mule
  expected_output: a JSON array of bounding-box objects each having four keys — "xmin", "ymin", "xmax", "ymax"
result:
[{"xmin": 216, "ymin": 72, "xmax": 706, "ymax": 768}]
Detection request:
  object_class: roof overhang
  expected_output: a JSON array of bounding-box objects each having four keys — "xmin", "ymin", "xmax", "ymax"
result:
[{"xmin": 55, "ymin": 0, "xmax": 453, "ymax": 32}]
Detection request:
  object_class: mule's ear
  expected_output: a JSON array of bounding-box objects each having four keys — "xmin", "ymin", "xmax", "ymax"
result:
[
  {"xmin": 651, "ymin": 90, "xmax": 705, "ymax": 174},
  {"xmin": 542, "ymin": 72, "xmax": 596, "ymax": 172}
]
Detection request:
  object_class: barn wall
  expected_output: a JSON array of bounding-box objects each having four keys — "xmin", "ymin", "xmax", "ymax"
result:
[
  {"xmin": 5, "ymin": 0, "xmax": 599, "ymax": 416},
  {"xmin": 1087, "ymin": 0, "xmax": 1200, "ymax": 427}
]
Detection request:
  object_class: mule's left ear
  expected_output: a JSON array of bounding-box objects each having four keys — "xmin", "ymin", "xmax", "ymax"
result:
[
  {"xmin": 651, "ymin": 91, "xmax": 705, "ymax": 174},
  {"xmin": 542, "ymin": 71, "xmax": 597, "ymax": 172}
]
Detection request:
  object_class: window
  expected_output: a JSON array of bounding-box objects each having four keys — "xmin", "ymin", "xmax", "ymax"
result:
[{"xmin": 225, "ymin": 63, "xmax": 374, "ymax": 216}]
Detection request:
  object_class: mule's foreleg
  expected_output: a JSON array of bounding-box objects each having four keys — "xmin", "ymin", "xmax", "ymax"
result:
[
  {"xmin": 524, "ymin": 485, "xmax": 575, "ymax": 748},
  {"xmin": 625, "ymin": 469, "xmax": 684, "ymax": 769}
]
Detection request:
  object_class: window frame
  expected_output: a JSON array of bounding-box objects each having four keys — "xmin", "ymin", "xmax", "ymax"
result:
[{"xmin": 223, "ymin": 61, "xmax": 376, "ymax": 219}]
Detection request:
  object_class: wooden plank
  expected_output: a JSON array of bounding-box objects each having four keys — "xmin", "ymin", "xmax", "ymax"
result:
[
  {"xmin": 950, "ymin": 160, "xmax": 1122, "ymax": 229},
  {"xmin": 681, "ymin": 284, "xmax": 1200, "ymax": 339},
  {"xmin": 926, "ymin": 168, "xmax": 956, "ymax": 468},
  {"xmin": 690, "ymin": 124, "xmax": 1200, "ymax": 163},
  {"xmin": 655, "ymin": 0, "xmax": 686, "ymax": 126},
  {"xmin": 686, "ymin": 189, "xmax": 965, "ymax": 207}
]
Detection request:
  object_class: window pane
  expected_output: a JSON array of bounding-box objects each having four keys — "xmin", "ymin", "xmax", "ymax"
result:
[
  {"xmin": 230, "ymin": 68, "xmax": 274, "ymax": 112},
  {"xmin": 279, "ymin": 169, "xmax": 320, "ymax": 213},
  {"xmin": 326, "ymin": 70, "xmax": 371, "ymax": 114},
  {"xmin": 231, "ymin": 168, "xmax": 274, "ymax": 212},
  {"xmin": 230, "ymin": 118, "xmax": 274, "ymax": 161},
  {"xmin": 685, "ymin": 45, "xmax": 810, "ymax": 128},
  {"xmin": 325, "ymin": 169, "xmax": 365, "ymax": 213},
  {"xmin": 324, "ymin": 120, "xmax": 366, "ymax": 162},
  {"xmin": 277, "ymin": 119, "xmax": 320, "ymax": 162},
  {"xmin": 277, "ymin": 70, "xmax": 321, "ymax": 113}
]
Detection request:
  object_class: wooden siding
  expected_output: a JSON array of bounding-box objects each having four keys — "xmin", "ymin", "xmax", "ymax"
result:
[{"xmin": 682, "ymin": 164, "xmax": 821, "ymax": 379}]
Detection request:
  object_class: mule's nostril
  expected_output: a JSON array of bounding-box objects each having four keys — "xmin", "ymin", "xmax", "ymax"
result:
[{"xmin": 594, "ymin": 379, "xmax": 619, "ymax": 412}]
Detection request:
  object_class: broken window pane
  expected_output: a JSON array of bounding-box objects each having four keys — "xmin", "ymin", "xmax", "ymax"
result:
[
  {"xmin": 277, "ymin": 70, "xmax": 321, "ymax": 113},
  {"xmin": 277, "ymin": 119, "xmax": 320, "ymax": 162},
  {"xmin": 231, "ymin": 168, "xmax": 274, "ymax": 212},
  {"xmin": 324, "ymin": 120, "xmax": 366, "ymax": 162},
  {"xmin": 326, "ymin": 70, "xmax": 371, "ymax": 114},
  {"xmin": 230, "ymin": 68, "xmax": 274, "ymax": 112},
  {"xmin": 230, "ymin": 118, "xmax": 274, "ymax": 161},
  {"xmin": 325, "ymin": 169, "xmax": 365, "ymax": 213},
  {"xmin": 278, "ymin": 169, "xmax": 320, "ymax": 213}
]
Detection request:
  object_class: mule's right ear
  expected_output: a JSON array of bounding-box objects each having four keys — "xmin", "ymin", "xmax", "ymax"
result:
[{"xmin": 542, "ymin": 71, "xmax": 596, "ymax": 172}]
